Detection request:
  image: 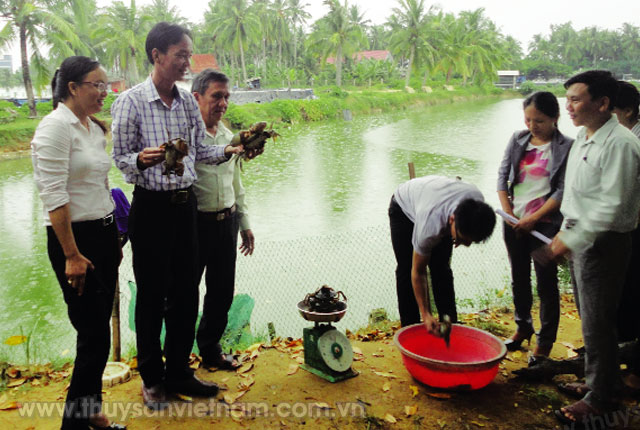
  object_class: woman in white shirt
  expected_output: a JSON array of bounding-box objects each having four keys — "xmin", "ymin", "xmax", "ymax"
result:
[
  {"xmin": 497, "ymin": 92, "xmax": 573, "ymax": 357},
  {"xmin": 32, "ymin": 56, "xmax": 125, "ymax": 430}
]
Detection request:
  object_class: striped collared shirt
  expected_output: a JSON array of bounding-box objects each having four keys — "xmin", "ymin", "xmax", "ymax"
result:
[
  {"xmin": 632, "ymin": 121, "xmax": 640, "ymax": 139},
  {"xmin": 111, "ymin": 76, "xmax": 228, "ymax": 191}
]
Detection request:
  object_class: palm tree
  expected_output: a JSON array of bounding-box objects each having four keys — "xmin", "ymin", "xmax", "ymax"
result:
[
  {"xmin": 306, "ymin": 0, "xmax": 366, "ymax": 86},
  {"xmin": 0, "ymin": 0, "xmax": 88, "ymax": 116},
  {"xmin": 205, "ymin": 0, "xmax": 260, "ymax": 83},
  {"xmin": 93, "ymin": 0, "xmax": 151, "ymax": 86},
  {"xmin": 142, "ymin": 0, "xmax": 187, "ymax": 25},
  {"xmin": 287, "ymin": 0, "xmax": 311, "ymax": 67},
  {"xmin": 389, "ymin": 0, "xmax": 435, "ymax": 88}
]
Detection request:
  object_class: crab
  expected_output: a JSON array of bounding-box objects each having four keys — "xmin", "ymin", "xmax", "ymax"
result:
[
  {"xmin": 303, "ymin": 285, "xmax": 347, "ymax": 313},
  {"xmin": 230, "ymin": 121, "xmax": 279, "ymax": 160},
  {"xmin": 159, "ymin": 138, "xmax": 189, "ymax": 177}
]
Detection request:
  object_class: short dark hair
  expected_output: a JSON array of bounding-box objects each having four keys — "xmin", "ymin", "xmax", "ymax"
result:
[
  {"xmin": 191, "ymin": 69, "xmax": 229, "ymax": 94},
  {"xmin": 51, "ymin": 56, "xmax": 100, "ymax": 109},
  {"xmin": 615, "ymin": 80, "xmax": 640, "ymax": 119},
  {"xmin": 564, "ymin": 70, "xmax": 618, "ymax": 111},
  {"xmin": 523, "ymin": 91, "xmax": 560, "ymax": 119},
  {"xmin": 145, "ymin": 22, "xmax": 192, "ymax": 64},
  {"xmin": 454, "ymin": 199, "xmax": 496, "ymax": 243}
]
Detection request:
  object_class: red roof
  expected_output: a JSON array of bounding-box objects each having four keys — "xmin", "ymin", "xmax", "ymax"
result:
[
  {"xmin": 326, "ymin": 50, "xmax": 391, "ymax": 64},
  {"xmin": 190, "ymin": 54, "xmax": 220, "ymax": 74}
]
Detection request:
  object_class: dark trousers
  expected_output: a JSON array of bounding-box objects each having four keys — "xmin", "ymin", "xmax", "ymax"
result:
[
  {"xmin": 389, "ymin": 197, "xmax": 456, "ymax": 327},
  {"xmin": 47, "ymin": 220, "xmax": 119, "ymax": 430},
  {"xmin": 129, "ymin": 186, "xmax": 199, "ymax": 386},
  {"xmin": 570, "ymin": 231, "xmax": 631, "ymax": 410},
  {"xmin": 196, "ymin": 211, "xmax": 239, "ymax": 360},
  {"xmin": 617, "ymin": 224, "xmax": 640, "ymax": 372},
  {"xmin": 503, "ymin": 221, "xmax": 560, "ymax": 347}
]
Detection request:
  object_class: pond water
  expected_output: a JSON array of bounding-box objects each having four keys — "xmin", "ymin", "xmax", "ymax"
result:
[{"xmin": 0, "ymin": 97, "xmax": 579, "ymax": 363}]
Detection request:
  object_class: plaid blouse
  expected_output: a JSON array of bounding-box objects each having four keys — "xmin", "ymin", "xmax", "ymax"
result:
[{"xmin": 111, "ymin": 77, "xmax": 228, "ymax": 191}]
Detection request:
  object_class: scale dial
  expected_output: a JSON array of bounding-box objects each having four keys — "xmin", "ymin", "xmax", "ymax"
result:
[{"xmin": 317, "ymin": 329, "xmax": 353, "ymax": 372}]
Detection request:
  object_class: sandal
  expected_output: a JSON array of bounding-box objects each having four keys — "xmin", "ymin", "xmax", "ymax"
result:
[
  {"xmin": 557, "ymin": 382, "xmax": 590, "ymax": 399},
  {"xmin": 203, "ymin": 353, "xmax": 241, "ymax": 371},
  {"xmin": 554, "ymin": 400, "xmax": 606, "ymax": 429}
]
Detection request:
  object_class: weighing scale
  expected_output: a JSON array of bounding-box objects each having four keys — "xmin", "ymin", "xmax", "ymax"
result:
[{"xmin": 297, "ymin": 287, "xmax": 358, "ymax": 382}]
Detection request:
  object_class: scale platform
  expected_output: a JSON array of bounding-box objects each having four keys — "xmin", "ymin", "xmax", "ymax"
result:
[{"xmin": 297, "ymin": 301, "xmax": 358, "ymax": 383}]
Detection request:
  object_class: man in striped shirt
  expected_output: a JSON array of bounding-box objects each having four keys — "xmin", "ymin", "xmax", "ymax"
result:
[{"xmin": 112, "ymin": 22, "xmax": 244, "ymax": 410}]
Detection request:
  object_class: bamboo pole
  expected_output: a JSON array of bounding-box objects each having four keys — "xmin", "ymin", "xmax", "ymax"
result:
[
  {"xmin": 408, "ymin": 162, "xmax": 416, "ymax": 179},
  {"xmin": 112, "ymin": 279, "xmax": 121, "ymax": 362}
]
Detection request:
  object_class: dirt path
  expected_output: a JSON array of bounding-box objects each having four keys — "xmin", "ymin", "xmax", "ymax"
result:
[{"xmin": 1, "ymin": 296, "xmax": 638, "ymax": 430}]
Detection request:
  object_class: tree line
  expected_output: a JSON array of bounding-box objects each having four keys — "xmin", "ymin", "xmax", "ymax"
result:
[{"xmin": 0, "ymin": 0, "xmax": 638, "ymax": 117}]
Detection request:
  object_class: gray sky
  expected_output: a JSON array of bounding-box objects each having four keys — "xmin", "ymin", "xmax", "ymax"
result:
[{"xmin": 4, "ymin": 0, "xmax": 640, "ymax": 70}]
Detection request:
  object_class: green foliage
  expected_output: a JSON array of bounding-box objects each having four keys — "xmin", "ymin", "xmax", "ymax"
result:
[
  {"xmin": 0, "ymin": 101, "xmax": 19, "ymax": 125},
  {"xmin": 18, "ymin": 101, "xmax": 53, "ymax": 118},
  {"xmin": 518, "ymin": 81, "xmax": 537, "ymax": 95},
  {"xmin": 102, "ymin": 93, "xmax": 118, "ymax": 113},
  {"xmin": 0, "ymin": 118, "xmax": 38, "ymax": 151}
]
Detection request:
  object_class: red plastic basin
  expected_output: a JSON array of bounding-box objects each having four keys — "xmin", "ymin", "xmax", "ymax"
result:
[{"xmin": 394, "ymin": 323, "xmax": 507, "ymax": 390}]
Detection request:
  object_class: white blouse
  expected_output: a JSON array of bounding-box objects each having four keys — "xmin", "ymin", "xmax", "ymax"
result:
[{"xmin": 32, "ymin": 103, "xmax": 115, "ymax": 226}]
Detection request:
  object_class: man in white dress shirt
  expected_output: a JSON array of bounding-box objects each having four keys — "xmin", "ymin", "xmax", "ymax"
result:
[{"xmin": 551, "ymin": 70, "xmax": 640, "ymax": 426}]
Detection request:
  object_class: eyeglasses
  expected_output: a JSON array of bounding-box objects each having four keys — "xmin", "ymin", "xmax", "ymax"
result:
[{"xmin": 80, "ymin": 81, "xmax": 108, "ymax": 92}]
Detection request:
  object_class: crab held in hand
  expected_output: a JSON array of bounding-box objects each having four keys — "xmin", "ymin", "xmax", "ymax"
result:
[
  {"xmin": 230, "ymin": 121, "xmax": 279, "ymax": 160},
  {"xmin": 160, "ymin": 138, "xmax": 189, "ymax": 177}
]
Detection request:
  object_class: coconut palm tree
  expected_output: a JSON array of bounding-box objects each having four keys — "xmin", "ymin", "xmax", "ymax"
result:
[
  {"xmin": 389, "ymin": 0, "xmax": 436, "ymax": 88},
  {"xmin": 92, "ymin": 0, "xmax": 151, "ymax": 87},
  {"xmin": 0, "ymin": 0, "xmax": 88, "ymax": 116},
  {"xmin": 142, "ymin": 0, "xmax": 187, "ymax": 26},
  {"xmin": 205, "ymin": 0, "xmax": 260, "ymax": 84},
  {"xmin": 306, "ymin": 0, "xmax": 366, "ymax": 87},
  {"xmin": 287, "ymin": 0, "xmax": 310, "ymax": 67}
]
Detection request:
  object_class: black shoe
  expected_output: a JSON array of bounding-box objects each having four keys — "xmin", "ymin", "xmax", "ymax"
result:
[
  {"xmin": 504, "ymin": 329, "xmax": 534, "ymax": 352},
  {"xmin": 166, "ymin": 375, "xmax": 219, "ymax": 397},
  {"xmin": 141, "ymin": 382, "xmax": 168, "ymax": 411}
]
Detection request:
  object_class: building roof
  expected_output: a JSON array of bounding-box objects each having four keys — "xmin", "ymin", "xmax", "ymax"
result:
[
  {"xmin": 190, "ymin": 54, "xmax": 220, "ymax": 74},
  {"xmin": 326, "ymin": 50, "xmax": 392, "ymax": 64},
  {"xmin": 497, "ymin": 70, "xmax": 520, "ymax": 76}
]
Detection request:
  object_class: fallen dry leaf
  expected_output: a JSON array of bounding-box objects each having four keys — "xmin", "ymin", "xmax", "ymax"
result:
[
  {"xmin": 511, "ymin": 351, "xmax": 523, "ymax": 360},
  {"xmin": 409, "ymin": 385, "xmax": 419, "ymax": 397},
  {"xmin": 382, "ymin": 382, "xmax": 391, "ymax": 392},
  {"xmin": 0, "ymin": 400, "xmax": 21, "ymax": 411},
  {"xmin": 384, "ymin": 413, "xmax": 397, "ymax": 423},
  {"xmin": 223, "ymin": 391, "xmax": 246, "ymax": 405},
  {"xmin": 30, "ymin": 379, "xmax": 41, "ymax": 387},
  {"xmin": 567, "ymin": 350, "xmax": 579, "ymax": 358},
  {"xmin": 238, "ymin": 375, "xmax": 255, "ymax": 391},
  {"xmin": 250, "ymin": 349, "xmax": 260, "ymax": 361},
  {"xmin": 237, "ymin": 363, "xmax": 254, "ymax": 374},
  {"xmin": 312, "ymin": 402, "xmax": 332, "ymax": 409},
  {"xmin": 471, "ymin": 420, "xmax": 485, "ymax": 427},
  {"xmin": 478, "ymin": 414, "xmax": 489, "ymax": 420},
  {"xmin": 7, "ymin": 378, "xmax": 26, "ymax": 388},
  {"xmin": 246, "ymin": 343, "xmax": 262, "ymax": 353},
  {"xmin": 437, "ymin": 418, "xmax": 447, "ymax": 428},
  {"xmin": 372, "ymin": 352, "xmax": 384, "ymax": 357},
  {"xmin": 373, "ymin": 371, "xmax": 398, "ymax": 379},
  {"xmin": 175, "ymin": 393, "xmax": 193, "ymax": 402},
  {"xmin": 426, "ymin": 392, "xmax": 452, "ymax": 400},
  {"xmin": 352, "ymin": 346, "xmax": 363, "ymax": 355},
  {"xmin": 295, "ymin": 356, "xmax": 304, "ymax": 364},
  {"xmin": 404, "ymin": 405, "xmax": 417, "ymax": 416},
  {"xmin": 6, "ymin": 368, "xmax": 20, "ymax": 379},
  {"xmin": 287, "ymin": 364, "xmax": 299, "ymax": 375}
]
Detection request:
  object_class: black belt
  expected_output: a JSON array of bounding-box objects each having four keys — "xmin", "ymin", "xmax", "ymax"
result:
[
  {"xmin": 134, "ymin": 185, "xmax": 192, "ymax": 204},
  {"xmin": 199, "ymin": 204, "xmax": 237, "ymax": 221},
  {"xmin": 75, "ymin": 212, "xmax": 115, "ymax": 227}
]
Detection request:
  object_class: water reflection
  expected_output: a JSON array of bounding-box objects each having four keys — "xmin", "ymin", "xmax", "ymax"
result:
[{"xmin": 0, "ymin": 97, "xmax": 579, "ymax": 362}]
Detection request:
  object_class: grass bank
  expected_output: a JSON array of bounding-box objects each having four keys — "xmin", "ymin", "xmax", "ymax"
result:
[{"xmin": 0, "ymin": 86, "xmax": 517, "ymax": 153}]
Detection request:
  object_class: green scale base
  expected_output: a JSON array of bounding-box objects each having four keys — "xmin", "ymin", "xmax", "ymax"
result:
[{"xmin": 301, "ymin": 325, "xmax": 359, "ymax": 383}]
